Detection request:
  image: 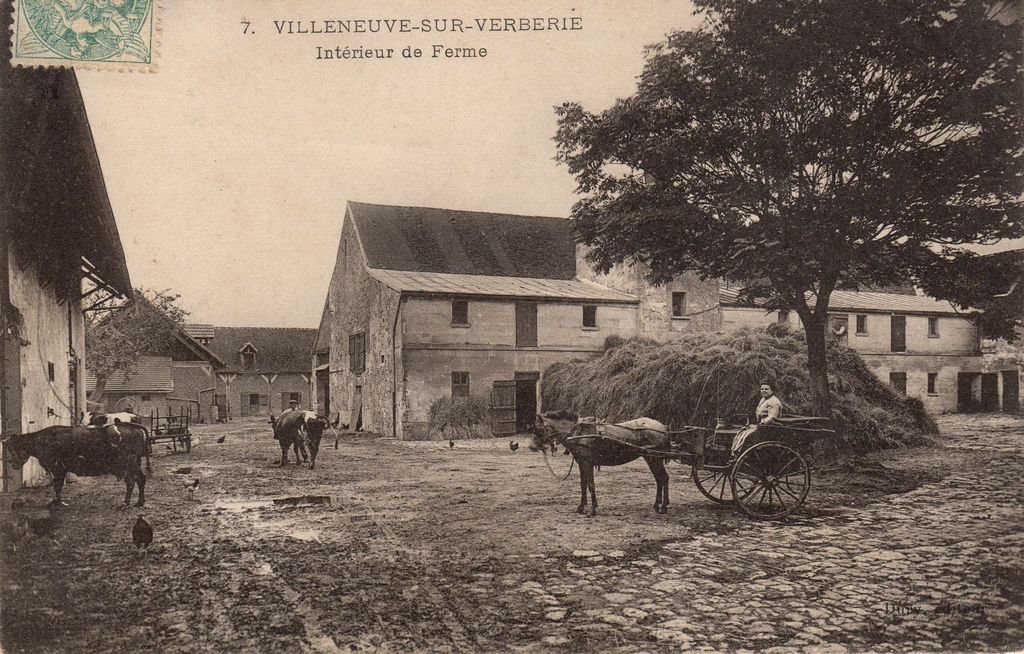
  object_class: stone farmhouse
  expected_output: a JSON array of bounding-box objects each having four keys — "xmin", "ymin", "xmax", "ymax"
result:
[
  {"xmin": 1, "ymin": 62, "xmax": 133, "ymax": 490},
  {"xmin": 579, "ymin": 258, "xmax": 997, "ymax": 415},
  {"xmin": 314, "ymin": 202, "xmax": 639, "ymax": 439},
  {"xmin": 186, "ymin": 326, "xmax": 317, "ymax": 420}
]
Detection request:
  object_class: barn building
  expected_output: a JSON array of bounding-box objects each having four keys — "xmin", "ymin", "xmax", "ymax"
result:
[
  {"xmin": 314, "ymin": 202, "xmax": 639, "ymax": 439},
  {"xmin": 186, "ymin": 326, "xmax": 317, "ymax": 420},
  {"xmin": 1, "ymin": 62, "xmax": 133, "ymax": 490}
]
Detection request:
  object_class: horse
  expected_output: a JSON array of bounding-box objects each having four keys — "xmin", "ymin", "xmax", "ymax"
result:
[{"xmin": 530, "ymin": 410, "xmax": 672, "ymax": 517}]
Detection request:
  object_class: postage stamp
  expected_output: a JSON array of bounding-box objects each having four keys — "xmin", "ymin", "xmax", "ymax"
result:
[{"xmin": 10, "ymin": 0, "xmax": 158, "ymax": 70}]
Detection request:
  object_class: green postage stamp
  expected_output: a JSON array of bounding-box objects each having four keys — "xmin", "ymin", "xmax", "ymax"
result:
[{"xmin": 11, "ymin": 0, "xmax": 158, "ymax": 70}]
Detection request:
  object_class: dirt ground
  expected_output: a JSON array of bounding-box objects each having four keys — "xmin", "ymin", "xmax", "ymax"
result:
[{"xmin": 0, "ymin": 414, "xmax": 1016, "ymax": 653}]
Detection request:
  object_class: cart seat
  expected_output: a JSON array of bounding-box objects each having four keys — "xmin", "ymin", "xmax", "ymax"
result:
[{"xmin": 773, "ymin": 415, "xmax": 832, "ymax": 429}]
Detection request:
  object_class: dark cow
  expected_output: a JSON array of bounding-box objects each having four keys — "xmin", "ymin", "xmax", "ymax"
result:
[
  {"xmin": 272, "ymin": 411, "xmax": 331, "ymax": 470},
  {"xmin": 2, "ymin": 424, "xmax": 149, "ymax": 508}
]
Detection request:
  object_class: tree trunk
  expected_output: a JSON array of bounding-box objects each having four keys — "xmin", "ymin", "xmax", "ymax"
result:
[
  {"xmin": 803, "ymin": 312, "xmax": 832, "ymax": 417},
  {"xmin": 88, "ymin": 378, "xmax": 107, "ymax": 407}
]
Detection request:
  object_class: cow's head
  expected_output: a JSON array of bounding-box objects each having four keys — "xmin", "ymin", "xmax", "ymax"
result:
[
  {"xmin": 2, "ymin": 433, "xmax": 33, "ymax": 469},
  {"xmin": 305, "ymin": 414, "xmax": 331, "ymax": 440}
]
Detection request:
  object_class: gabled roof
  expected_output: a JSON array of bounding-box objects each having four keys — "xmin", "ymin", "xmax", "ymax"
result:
[
  {"xmin": 1, "ymin": 14, "xmax": 132, "ymax": 297},
  {"xmin": 85, "ymin": 356, "xmax": 173, "ymax": 393},
  {"xmin": 202, "ymin": 327, "xmax": 316, "ymax": 373},
  {"xmin": 720, "ymin": 287, "xmax": 965, "ymax": 315},
  {"xmin": 368, "ymin": 269, "xmax": 638, "ymax": 303},
  {"xmin": 348, "ymin": 202, "xmax": 576, "ymax": 279}
]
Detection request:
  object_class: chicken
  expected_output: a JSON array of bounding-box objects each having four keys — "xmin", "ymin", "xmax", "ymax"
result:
[
  {"xmin": 216, "ymin": 435, "xmax": 226, "ymax": 444},
  {"xmin": 510, "ymin": 441, "xmax": 519, "ymax": 453},
  {"xmin": 449, "ymin": 438, "xmax": 455, "ymax": 449},
  {"xmin": 132, "ymin": 516, "xmax": 153, "ymax": 558},
  {"xmin": 183, "ymin": 477, "xmax": 200, "ymax": 500}
]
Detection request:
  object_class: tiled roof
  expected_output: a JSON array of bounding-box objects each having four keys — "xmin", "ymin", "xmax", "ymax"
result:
[
  {"xmin": 719, "ymin": 287, "xmax": 965, "ymax": 315},
  {"xmin": 203, "ymin": 327, "xmax": 316, "ymax": 373},
  {"xmin": 367, "ymin": 269, "xmax": 639, "ymax": 303},
  {"xmin": 348, "ymin": 202, "xmax": 577, "ymax": 279},
  {"xmin": 183, "ymin": 324, "xmax": 215, "ymax": 340},
  {"xmin": 86, "ymin": 356, "xmax": 173, "ymax": 393}
]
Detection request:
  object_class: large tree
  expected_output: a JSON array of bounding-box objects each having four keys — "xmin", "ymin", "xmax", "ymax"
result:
[
  {"xmin": 555, "ymin": 0, "xmax": 1023, "ymax": 415},
  {"xmin": 86, "ymin": 288, "xmax": 188, "ymax": 405}
]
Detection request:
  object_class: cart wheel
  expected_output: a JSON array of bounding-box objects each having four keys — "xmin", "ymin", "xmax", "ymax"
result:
[
  {"xmin": 730, "ymin": 442, "xmax": 809, "ymax": 520},
  {"xmin": 692, "ymin": 465, "xmax": 734, "ymax": 504}
]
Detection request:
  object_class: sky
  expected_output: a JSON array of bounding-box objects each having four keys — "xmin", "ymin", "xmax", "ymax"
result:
[
  {"xmin": 77, "ymin": 1, "xmax": 701, "ymax": 328},
  {"xmin": 77, "ymin": 1, "xmax": 1022, "ymax": 328}
]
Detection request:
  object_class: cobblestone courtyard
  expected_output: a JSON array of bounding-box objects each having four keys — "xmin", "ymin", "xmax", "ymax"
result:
[{"xmin": 2, "ymin": 413, "xmax": 1021, "ymax": 653}]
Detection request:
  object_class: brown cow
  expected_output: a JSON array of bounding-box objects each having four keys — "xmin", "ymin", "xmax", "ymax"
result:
[
  {"xmin": 272, "ymin": 411, "xmax": 331, "ymax": 470},
  {"xmin": 3, "ymin": 424, "xmax": 149, "ymax": 508}
]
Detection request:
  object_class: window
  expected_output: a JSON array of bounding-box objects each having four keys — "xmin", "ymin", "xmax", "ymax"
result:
[
  {"xmin": 889, "ymin": 372, "xmax": 907, "ymax": 396},
  {"xmin": 856, "ymin": 314, "xmax": 868, "ymax": 335},
  {"xmin": 241, "ymin": 345, "xmax": 257, "ymax": 370},
  {"xmin": 671, "ymin": 292, "xmax": 687, "ymax": 318},
  {"xmin": 451, "ymin": 372, "xmax": 470, "ymax": 398},
  {"xmin": 348, "ymin": 333, "xmax": 366, "ymax": 373},
  {"xmin": 452, "ymin": 300, "xmax": 469, "ymax": 326},
  {"xmin": 47, "ymin": 362, "xmax": 55, "ymax": 381},
  {"xmin": 928, "ymin": 316, "xmax": 939, "ymax": 338},
  {"xmin": 249, "ymin": 393, "xmax": 262, "ymax": 406},
  {"xmin": 927, "ymin": 373, "xmax": 938, "ymax": 395},
  {"xmin": 891, "ymin": 315, "xmax": 906, "ymax": 352},
  {"xmin": 583, "ymin": 305, "xmax": 597, "ymax": 329},
  {"xmin": 515, "ymin": 302, "xmax": 538, "ymax": 347}
]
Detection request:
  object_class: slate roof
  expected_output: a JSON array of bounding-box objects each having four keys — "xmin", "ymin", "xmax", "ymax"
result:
[
  {"xmin": 368, "ymin": 269, "xmax": 639, "ymax": 303},
  {"xmin": 85, "ymin": 356, "xmax": 173, "ymax": 393},
  {"xmin": 202, "ymin": 327, "xmax": 316, "ymax": 373},
  {"xmin": 720, "ymin": 287, "xmax": 965, "ymax": 315},
  {"xmin": 348, "ymin": 202, "xmax": 576, "ymax": 279}
]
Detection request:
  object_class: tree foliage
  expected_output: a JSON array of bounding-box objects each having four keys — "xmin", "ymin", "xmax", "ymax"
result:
[
  {"xmin": 555, "ymin": 0, "xmax": 1023, "ymax": 413},
  {"xmin": 85, "ymin": 288, "xmax": 188, "ymax": 400}
]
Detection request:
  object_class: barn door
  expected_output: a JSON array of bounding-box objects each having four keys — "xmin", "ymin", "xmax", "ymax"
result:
[
  {"xmin": 491, "ymin": 381, "xmax": 516, "ymax": 435},
  {"xmin": 1003, "ymin": 370, "xmax": 1020, "ymax": 414}
]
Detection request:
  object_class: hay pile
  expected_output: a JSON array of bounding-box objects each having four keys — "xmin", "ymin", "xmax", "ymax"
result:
[{"xmin": 541, "ymin": 326, "xmax": 937, "ymax": 452}]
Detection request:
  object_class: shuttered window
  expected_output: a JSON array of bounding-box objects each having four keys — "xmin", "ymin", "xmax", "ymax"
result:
[
  {"xmin": 451, "ymin": 372, "xmax": 470, "ymax": 398},
  {"xmin": 582, "ymin": 305, "xmax": 597, "ymax": 329},
  {"xmin": 349, "ymin": 333, "xmax": 366, "ymax": 373},
  {"xmin": 452, "ymin": 300, "xmax": 469, "ymax": 326}
]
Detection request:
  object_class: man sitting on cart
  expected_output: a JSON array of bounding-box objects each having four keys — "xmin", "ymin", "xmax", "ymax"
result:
[{"xmin": 732, "ymin": 381, "xmax": 784, "ymax": 454}]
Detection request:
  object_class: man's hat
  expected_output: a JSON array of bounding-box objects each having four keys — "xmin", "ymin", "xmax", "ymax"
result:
[{"xmin": 289, "ymin": 399, "xmax": 298, "ymax": 404}]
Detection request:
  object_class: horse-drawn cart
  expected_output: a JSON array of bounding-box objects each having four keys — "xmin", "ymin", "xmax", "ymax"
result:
[
  {"xmin": 684, "ymin": 415, "xmax": 834, "ymax": 519},
  {"xmin": 535, "ymin": 412, "xmax": 834, "ymax": 520}
]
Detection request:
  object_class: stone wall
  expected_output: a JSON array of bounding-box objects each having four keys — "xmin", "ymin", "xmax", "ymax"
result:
[
  {"xmin": 6, "ymin": 245, "xmax": 85, "ymax": 487},
  {"xmin": 214, "ymin": 371, "xmax": 311, "ymax": 418}
]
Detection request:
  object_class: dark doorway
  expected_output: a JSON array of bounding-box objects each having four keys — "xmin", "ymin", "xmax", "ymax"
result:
[
  {"xmin": 515, "ymin": 302, "xmax": 537, "ymax": 347},
  {"xmin": 316, "ymin": 369, "xmax": 330, "ymax": 416},
  {"xmin": 491, "ymin": 381, "xmax": 516, "ymax": 435},
  {"xmin": 514, "ymin": 372, "xmax": 539, "ymax": 433},
  {"xmin": 890, "ymin": 315, "xmax": 906, "ymax": 352},
  {"xmin": 957, "ymin": 373, "xmax": 979, "ymax": 412},
  {"xmin": 981, "ymin": 373, "xmax": 999, "ymax": 412},
  {"xmin": 1003, "ymin": 370, "xmax": 1020, "ymax": 414}
]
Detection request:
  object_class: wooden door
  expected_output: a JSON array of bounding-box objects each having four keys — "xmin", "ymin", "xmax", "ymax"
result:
[
  {"xmin": 981, "ymin": 373, "xmax": 999, "ymax": 412},
  {"xmin": 515, "ymin": 303, "xmax": 537, "ymax": 347},
  {"xmin": 890, "ymin": 315, "xmax": 906, "ymax": 352},
  {"xmin": 350, "ymin": 386, "xmax": 363, "ymax": 431},
  {"xmin": 1002, "ymin": 370, "xmax": 1019, "ymax": 413},
  {"xmin": 491, "ymin": 381, "xmax": 516, "ymax": 435}
]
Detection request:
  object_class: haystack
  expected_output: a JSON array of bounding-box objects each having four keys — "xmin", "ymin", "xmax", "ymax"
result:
[{"xmin": 541, "ymin": 326, "xmax": 937, "ymax": 452}]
